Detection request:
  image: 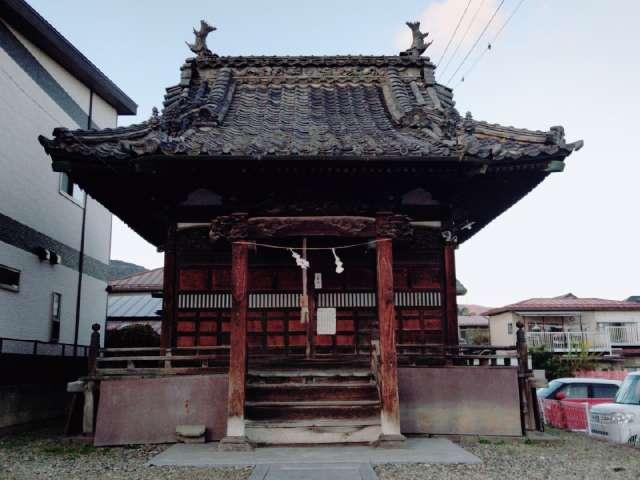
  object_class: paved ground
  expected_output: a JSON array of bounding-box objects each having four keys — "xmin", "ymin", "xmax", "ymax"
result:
[
  {"xmin": 248, "ymin": 463, "xmax": 377, "ymax": 480},
  {"xmin": 149, "ymin": 438, "xmax": 480, "ymax": 467},
  {"xmin": 1, "ymin": 427, "xmax": 639, "ymax": 480}
]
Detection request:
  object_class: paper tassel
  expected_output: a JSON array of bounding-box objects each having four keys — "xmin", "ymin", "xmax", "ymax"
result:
[
  {"xmin": 290, "ymin": 249, "xmax": 310, "ymax": 269},
  {"xmin": 332, "ymin": 248, "xmax": 344, "ymax": 274}
]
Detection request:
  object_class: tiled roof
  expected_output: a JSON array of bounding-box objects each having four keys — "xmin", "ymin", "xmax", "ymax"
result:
[
  {"xmin": 107, "ymin": 293, "xmax": 162, "ymax": 318},
  {"xmin": 108, "ymin": 268, "xmax": 163, "ymax": 293},
  {"xmin": 485, "ymin": 296, "xmax": 640, "ymax": 316},
  {"xmin": 106, "ymin": 320, "xmax": 161, "ymax": 333},
  {"xmin": 458, "ymin": 315, "xmax": 489, "ymax": 328},
  {"xmin": 39, "ymin": 53, "xmax": 582, "ymax": 162}
]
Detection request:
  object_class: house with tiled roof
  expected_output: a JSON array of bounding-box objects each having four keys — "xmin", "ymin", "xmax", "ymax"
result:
[
  {"xmin": 106, "ymin": 268, "xmax": 163, "ymax": 337},
  {"xmin": 486, "ymin": 293, "xmax": 640, "ymax": 352}
]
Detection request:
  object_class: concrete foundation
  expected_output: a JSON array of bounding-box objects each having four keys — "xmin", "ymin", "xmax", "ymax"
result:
[
  {"xmin": 94, "ymin": 374, "xmax": 228, "ymax": 446},
  {"xmin": 398, "ymin": 366, "xmax": 522, "ymax": 436},
  {"xmin": 0, "ymin": 384, "xmax": 68, "ymax": 432}
]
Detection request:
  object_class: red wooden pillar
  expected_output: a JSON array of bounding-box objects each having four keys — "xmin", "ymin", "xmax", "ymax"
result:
[
  {"xmin": 443, "ymin": 242, "xmax": 459, "ymax": 346},
  {"xmin": 219, "ymin": 240, "xmax": 252, "ymax": 450},
  {"xmin": 375, "ymin": 238, "xmax": 405, "ymax": 443},
  {"xmin": 161, "ymin": 224, "xmax": 177, "ymax": 350}
]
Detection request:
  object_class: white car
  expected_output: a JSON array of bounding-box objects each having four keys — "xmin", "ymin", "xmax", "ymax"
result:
[{"xmin": 589, "ymin": 372, "xmax": 640, "ymax": 446}]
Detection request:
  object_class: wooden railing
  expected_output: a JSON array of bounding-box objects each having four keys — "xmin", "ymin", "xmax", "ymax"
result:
[
  {"xmin": 94, "ymin": 346, "xmax": 230, "ymax": 376},
  {"xmin": 396, "ymin": 343, "xmax": 523, "ymax": 367}
]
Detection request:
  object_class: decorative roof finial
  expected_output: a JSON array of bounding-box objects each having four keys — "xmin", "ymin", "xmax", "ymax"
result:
[
  {"xmin": 401, "ymin": 21, "xmax": 432, "ymax": 57},
  {"xmin": 149, "ymin": 106, "xmax": 160, "ymax": 125},
  {"xmin": 186, "ymin": 20, "xmax": 216, "ymax": 58}
]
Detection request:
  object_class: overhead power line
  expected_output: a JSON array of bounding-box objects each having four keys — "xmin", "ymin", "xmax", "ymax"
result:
[
  {"xmin": 436, "ymin": 0, "xmax": 473, "ymax": 67},
  {"xmin": 446, "ymin": 0, "xmax": 506, "ymax": 85},
  {"xmin": 438, "ymin": 0, "xmax": 487, "ymax": 78},
  {"xmin": 457, "ymin": 0, "xmax": 527, "ymax": 86}
]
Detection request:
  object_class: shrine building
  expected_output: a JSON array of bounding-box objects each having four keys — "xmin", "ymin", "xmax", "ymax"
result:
[{"xmin": 40, "ymin": 21, "xmax": 582, "ymax": 447}]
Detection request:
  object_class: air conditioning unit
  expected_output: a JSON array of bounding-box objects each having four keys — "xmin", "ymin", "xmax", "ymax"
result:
[{"xmin": 34, "ymin": 247, "xmax": 51, "ymax": 261}]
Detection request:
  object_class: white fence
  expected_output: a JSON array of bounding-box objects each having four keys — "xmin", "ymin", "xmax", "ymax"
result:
[
  {"xmin": 527, "ymin": 326, "xmax": 640, "ymax": 354},
  {"xmin": 526, "ymin": 331, "xmax": 612, "ymax": 354},
  {"xmin": 607, "ymin": 326, "xmax": 640, "ymax": 346}
]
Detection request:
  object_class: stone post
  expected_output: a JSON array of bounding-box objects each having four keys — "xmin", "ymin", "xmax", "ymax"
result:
[{"xmin": 88, "ymin": 323, "xmax": 100, "ymax": 375}]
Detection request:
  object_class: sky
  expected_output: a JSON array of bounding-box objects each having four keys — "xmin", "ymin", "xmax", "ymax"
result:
[{"xmin": 28, "ymin": 0, "xmax": 640, "ymax": 307}]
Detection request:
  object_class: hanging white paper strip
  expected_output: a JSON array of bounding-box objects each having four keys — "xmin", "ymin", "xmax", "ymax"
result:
[{"xmin": 316, "ymin": 307, "xmax": 337, "ymax": 335}]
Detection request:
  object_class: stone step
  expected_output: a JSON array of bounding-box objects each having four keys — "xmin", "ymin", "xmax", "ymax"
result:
[
  {"xmin": 247, "ymin": 369, "xmax": 374, "ymax": 385},
  {"xmin": 245, "ymin": 423, "xmax": 381, "ymax": 445},
  {"xmin": 246, "ymin": 401, "xmax": 381, "ymax": 422},
  {"xmin": 245, "ymin": 417, "xmax": 381, "ymax": 428},
  {"xmin": 246, "ymin": 383, "xmax": 378, "ymax": 403}
]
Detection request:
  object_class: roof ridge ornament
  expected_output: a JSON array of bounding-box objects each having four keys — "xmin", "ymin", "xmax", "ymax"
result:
[
  {"xmin": 401, "ymin": 21, "xmax": 432, "ymax": 57},
  {"xmin": 186, "ymin": 20, "xmax": 216, "ymax": 58}
]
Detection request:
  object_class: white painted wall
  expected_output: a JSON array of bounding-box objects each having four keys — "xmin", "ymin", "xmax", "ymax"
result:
[
  {"xmin": 592, "ymin": 310, "xmax": 640, "ymax": 328},
  {"xmin": 489, "ymin": 311, "xmax": 516, "ymax": 346},
  {"xmin": 0, "ymin": 19, "xmax": 121, "ymax": 346},
  {"xmin": 0, "ymin": 243, "xmax": 78, "ymax": 342}
]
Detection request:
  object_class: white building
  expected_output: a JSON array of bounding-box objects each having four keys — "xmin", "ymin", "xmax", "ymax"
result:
[
  {"xmin": 0, "ymin": 0, "xmax": 136, "ymax": 347},
  {"xmin": 486, "ymin": 293, "xmax": 640, "ymax": 353}
]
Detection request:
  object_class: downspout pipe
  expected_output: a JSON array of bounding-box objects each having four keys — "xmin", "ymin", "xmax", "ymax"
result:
[{"xmin": 73, "ymin": 89, "xmax": 93, "ymax": 354}]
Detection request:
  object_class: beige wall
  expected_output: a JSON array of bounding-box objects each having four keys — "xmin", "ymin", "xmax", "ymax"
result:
[
  {"xmin": 489, "ymin": 311, "xmax": 517, "ymax": 346},
  {"xmin": 593, "ymin": 310, "xmax": 640, "ymax": 328}
]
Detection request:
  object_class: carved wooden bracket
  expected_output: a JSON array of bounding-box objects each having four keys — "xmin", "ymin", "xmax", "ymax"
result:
[
  {"xmin": 375, "ymin": 214, "xmax": 414, "ymax": 239},
  {"xmin": 209, "ymin": 213, "xmax": 249, "ymax": 242}
]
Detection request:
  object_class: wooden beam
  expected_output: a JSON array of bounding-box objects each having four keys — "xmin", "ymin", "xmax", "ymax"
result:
[
  {"xmin": 210, "ymin": 215, "xmax": 413, "ymax": 241},
  {"xmin": 375, "ymin": 237, "xmax": 404, "ymax": 441},
  {"xmin": 160, "ymin": 224, "xmax": 177, "ymax": 350},
  {"xmin": 443, "ymin": 242, "xmax": 459, "ymax": 346},
  {"xmin": 220, "ymin": 241, "xmax": 252, "ymax": 449}
]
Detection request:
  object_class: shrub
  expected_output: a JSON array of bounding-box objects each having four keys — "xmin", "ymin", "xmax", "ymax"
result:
[{"xmin": 105, "ymin": 324, "xmax": 160, "ymax": 348}]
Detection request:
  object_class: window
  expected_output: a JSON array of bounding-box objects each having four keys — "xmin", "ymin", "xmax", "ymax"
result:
[
  {"xmin": 559, "ymin": 383, "xmax": 589, "ymax": 399},
  {"xmin": 591, "ymin": 384, "xmax": 619, "ymax": 399},
  {"xmin": 50, "ymin": 292, "xmax": 61, "ymax": 342},
  {"xmin": 507, "ymin": 322, "xmax": 513, "ymax": 335},
  {"xmin": 59, "ymin": 173, "xmax": 85, "ymax": 206},
  {"xmin": 0, "ymin": 264, "xmax": 20, "ymax": 292}
]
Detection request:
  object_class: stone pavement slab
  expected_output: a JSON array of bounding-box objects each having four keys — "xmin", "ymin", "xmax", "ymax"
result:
[
  {"xmin": 148, "ymin": 438, "xmax": 481, "ymax": 467},
  {"xmin": 249, "ymin": 463, "xmax": 377, "ymax": 480}
]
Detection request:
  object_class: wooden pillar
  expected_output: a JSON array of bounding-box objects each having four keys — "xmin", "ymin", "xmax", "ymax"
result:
[
  {"xmin": 161, "ymin": 224, "xmax": 177, "ymax": 350},
  {"xmin": 443, "ymin": 242, "xmax": 459, "ymax": 347},
  {"xmin": 219, "ymin": 240, "xmax": 252, "ymax": 450},
  {"xmin": 375, "ymin": 237, "xmax": 405, "ymax": 444},
  {"xmin": 516, "ymin": 321, "xmax": 540, "ymax": 433}
]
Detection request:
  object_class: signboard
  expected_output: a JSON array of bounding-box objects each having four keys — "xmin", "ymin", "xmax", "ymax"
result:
[{"xmin": 316, "ymin": 307, "xmax": 336, "ymax": 335}]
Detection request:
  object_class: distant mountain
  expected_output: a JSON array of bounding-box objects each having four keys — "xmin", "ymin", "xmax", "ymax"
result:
[
  {"xmin": 108, "ymin": 260, "xmax": 148, "ymax": 281},
  {"xmin": 459, "ymin": 304, "xmax": 492, "ymax": 316}
]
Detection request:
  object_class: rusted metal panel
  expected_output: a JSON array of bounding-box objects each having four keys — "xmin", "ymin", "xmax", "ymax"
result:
[
  {"xmin": 94, "ymin": 374, "xmax": 228, "ymax": 445},
  {"xmin": 398, "ymin": 367, "xmax": 521, "ymax": 436}
]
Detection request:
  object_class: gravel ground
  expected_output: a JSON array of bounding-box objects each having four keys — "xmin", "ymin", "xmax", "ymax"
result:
[
  {"xmin": 1, "ymin": 427, "xmax": 639, "ymax": 480},
  {"xmin": 377, "ymin": 430, "xmax": 640, "ymax": 480},
  {"xmin": 0, "ymin": 427, "xmax": 251, "ymax": 480}
]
